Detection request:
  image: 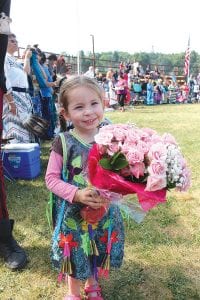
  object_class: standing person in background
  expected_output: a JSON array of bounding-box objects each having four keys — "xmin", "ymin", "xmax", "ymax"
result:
[
  {"xmin": 56, "ymin": 56, "xmax": 73, "ymax": 82},
  {"xmin": 101, "ymin": 77, "xmax": 110, "ymax": 108},
  {"xmin": 168, "ymin": 81, "xmax": 177, "ymax": 104},
  {"xmin": 95, "ymin": 68, "xmax": 103, "ymax": 84},
  {"xmin": 115, "ymin": 73, "xmax": 127, "ymax": 112},
  {"xmin": 38, "ymin": 51, "xmax": 57, "ymax": 139},
  {"xmin": 132, "ymin": 59, "xmax": 139, "ymax": 77},
  {"xmin": 3, "ymin": 33, "xmax": 35, "ymax": 143},
  {"xmin": 47, "ymin": 53, "xmax": 57, "ymax": 82},
  {"xmin": 133, "ymin": 78, "xmax": 142, "ymax": 104},
  {"xmin": 181, "ymin": 81, "xmax": 190, "ymax": 103},
  {"xmin": 106, "ymin": 68, "xmax": 113, "ymax": 81},
  {"xmin": 108, "ymin": 76, "xmax": 117, "ymax": 109},
  {"xmin": 47, "ymin": 53, "xmax": 58, "ymax": 127},
  {"xmin": 145, "ymin": 64, "xmax": 150, "ymax": 75},
  {"xmin": 154, "ymin": 79, "xmax": 163, "ymax": 105},
  {"xmin": 56, "ymin": 55, "xmax": 66, "ymax": 77},
  {"xmin": 84, "ymin": 66, "xmax": 94, "ymax": 78},
  {"xmin": 141, "ymin": 77, "xmax": 148, "ymax": 104},
  {"xmin": 0, "ymin": 0, "xmax": 28, "ymax": 271},
  {"xmin": 192, "ymin": 79, "xmax": 199, "ymax": 102},
  {"xmin": 113, "ymin": 70, "xmax": 118, "ymax": 83},
  {"xmin": 146, "ymin": 78, "xmax": 154, "ymax": 105},
  {"xmin": 119, "ymin": 61, "xmax": 125, "ymax": 72}
]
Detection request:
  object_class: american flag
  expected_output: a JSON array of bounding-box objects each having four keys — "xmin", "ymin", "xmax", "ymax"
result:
[{"xmin": 184, "ymin": 37, "xmax": 190, "ymax": 77}]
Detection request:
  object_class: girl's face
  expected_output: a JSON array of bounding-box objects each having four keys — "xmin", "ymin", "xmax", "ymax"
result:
[{"xmin": 64, "ymin": 86, "xmax": 104, "ymax": 136}]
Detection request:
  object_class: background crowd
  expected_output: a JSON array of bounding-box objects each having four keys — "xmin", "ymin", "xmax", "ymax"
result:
[
  {"xmin": 92, "ymin": 63, "xmax": 200, "ymax": 109},
  {"xmin": 2, "ymin": 36, "xmax": 200, "ymax": 145}
]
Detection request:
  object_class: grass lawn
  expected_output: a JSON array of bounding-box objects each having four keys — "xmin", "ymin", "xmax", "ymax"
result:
[{"xmin": 0, "ymin": 104, "xmax": 200, "ymax": 300}]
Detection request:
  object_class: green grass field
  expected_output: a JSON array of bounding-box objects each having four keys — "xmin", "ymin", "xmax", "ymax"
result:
[{"xmin": 1, "ymin": 104, "xmax": 200, "ymax": 300}]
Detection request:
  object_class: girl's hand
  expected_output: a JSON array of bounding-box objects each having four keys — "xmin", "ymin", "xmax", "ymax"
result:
[{"xmin": 73, "ymin": 187, "xmax": 108, "ymax": 209}]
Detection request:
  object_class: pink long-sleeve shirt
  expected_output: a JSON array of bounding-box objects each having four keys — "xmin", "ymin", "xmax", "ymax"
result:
[{"xmin": 45, "ymin": 150, "xmax": 78, "ymax": 203}]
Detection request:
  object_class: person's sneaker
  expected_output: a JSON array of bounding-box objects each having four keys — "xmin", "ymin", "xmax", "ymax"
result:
[
  {"xmin": 0, "ymin": 12, "xmax": 12, "ymax": 35},
  {"xmin": 0, "ymin": 237, "xmax": 28, "ymax": 270}
]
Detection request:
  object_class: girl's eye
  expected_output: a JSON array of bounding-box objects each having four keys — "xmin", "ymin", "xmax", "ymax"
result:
[
  {"xmin": 74, "ymin": 106, "xmax": 83, "ymax": 110},
  {"xmin": 92, "ymin": 101, "xmax": 99, "ymax": 105}
]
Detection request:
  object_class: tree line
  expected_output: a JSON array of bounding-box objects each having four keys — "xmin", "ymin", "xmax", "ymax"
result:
[{"xmin": 61, "ymin": 50, "xmax": 200, "ymax": 76}]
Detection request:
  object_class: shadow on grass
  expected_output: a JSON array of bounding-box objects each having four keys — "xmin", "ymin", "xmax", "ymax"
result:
[
  {"xmin": 101, "ymin": 260, "xmax": 200, "ymax": 300},
  {"xmin": 1, "ymin": 253, "xmax": 199, "ymax": 300},
  {"xmin": 123, "ymin": 199, "xmax": 195, "ymax": 249},
  {"xmin": 166, "ymin": 267, "xmax": 200, "ymax": 300}
]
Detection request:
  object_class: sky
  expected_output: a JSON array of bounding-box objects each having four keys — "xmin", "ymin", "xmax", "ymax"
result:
[{"xmin": 10, "ymin": 0, "xmax": 198, "ymax": 56}]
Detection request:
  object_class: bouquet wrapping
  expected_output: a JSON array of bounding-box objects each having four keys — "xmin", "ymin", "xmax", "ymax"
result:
[
  {"xmin": 83, "ymin": 124, "xmax": 191, "ymax": 222},
  {"xmin": 89, "ymin": 143, "xmax": 169, "ymax": 211}
]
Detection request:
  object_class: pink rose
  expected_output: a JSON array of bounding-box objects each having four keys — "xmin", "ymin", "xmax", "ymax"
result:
[
  {"xmin": 107, "ymin": 142, "xmax": 120, "ymax": 156},
  {"xmin": 145, "ymin": 175, "xmax": 167, "ymax": 191},
  {"xmin": 140, "ymin": 133, "xmax": 152, "ymax": 143},
  {"xmin": 121, "ymin": 140, "xmax": 137, "ymax": 154},
  {"xmin": 130, "ymin": 162, "xmax": 145, "ymax": 179},
  {"xmin": 99, "ymin": 124, "xmax": 129, "ymax": 143},
  {"xmin": 148, "ymin": 143, "xmax": 167, "ymax": 161},
  {"xmin": 126, "ymin": 149, "xmax": 144, "ymax": 164},
  {"xmin": 113, "ymin": 124, "xmax": 130, "ymax": 131},
  {"xmin": 125, "ymin": 128, "xmax": 140, "ymax": 144},
  {"xmin": 162, "ymin": 133, "xmax": 178, "ymax": 145},
  {"xmin": 151, "ymin": 134, "xmax": 163, "ymax": 144},
  {"xmin": 142, "ymin": 127, "xmax": 157, "ymax": 136},
  {"xmin": 176, "ymin": 167, "xmax": 191, "ymax": 192},
  {"xmin": 95, "ymin": 131, "xmax": 113, "ymax": 145},
  {"xmin": 148, "ymin": 160, "xmax": 167, "ymax": 176},
  {"xmin": 112, "ymin": 126, "xmax": 128, "ymax": 142},
  {"xmin": 137, "ymin": 140, "xmax": 151, "ymax": 155},
  {"xmin": 179, "ymin": 156, "xmax": 187, "ymax": 168}
]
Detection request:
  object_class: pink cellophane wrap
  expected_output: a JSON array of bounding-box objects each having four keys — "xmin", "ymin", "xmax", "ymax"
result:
[{"xmin": 88, "ymin": 144, "xmax": 167, "ymax": 211}]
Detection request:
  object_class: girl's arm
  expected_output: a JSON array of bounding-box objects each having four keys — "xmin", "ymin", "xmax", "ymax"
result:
[
  {"xmin": 45, "ymin": 150, "xmax": 78, "ymax": 203},
  {"xmin": 45, "ymin": 150, "xmax": 107, "ymax": 208}
]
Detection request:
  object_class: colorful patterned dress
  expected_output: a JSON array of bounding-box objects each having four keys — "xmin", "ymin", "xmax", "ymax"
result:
[{"xmin": 50, "ymin": 131, "xmax": 125, "ymax": 280}]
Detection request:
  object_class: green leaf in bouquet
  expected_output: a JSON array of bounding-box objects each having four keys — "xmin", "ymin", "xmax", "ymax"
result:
[
  {"xmin": 111, "ymin": 153, "xmax": 129, "ymax": 170},
  {"xmin": 167, "ymin": 182, "xmax": 176, "ymax": 190},
  {"xmin": 125, "ymin": 173, "xmax": 148, "ymax": 183},
  {"xmin": 110, "ymin": 151, "xmax": 123, "ymax": 165},
  {"xmin": 99, "ymin": 158, "xmax": 113, "ymax": 170}
]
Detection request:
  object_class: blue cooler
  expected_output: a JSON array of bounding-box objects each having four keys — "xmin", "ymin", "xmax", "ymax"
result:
[{"xmin": 2, "ymin": 143, "xmax": 41, "ymax": 179}]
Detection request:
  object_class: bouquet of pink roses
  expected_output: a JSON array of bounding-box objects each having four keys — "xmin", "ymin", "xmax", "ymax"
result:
[{"xmin": 87, "ymin": 124, "xmax": 190, "ymax": 215}]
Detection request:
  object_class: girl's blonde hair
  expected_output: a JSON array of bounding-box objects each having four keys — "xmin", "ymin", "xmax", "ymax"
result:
[{"xmin": 59, "ymin": 75, "xmax": 104, "ymax": 111}]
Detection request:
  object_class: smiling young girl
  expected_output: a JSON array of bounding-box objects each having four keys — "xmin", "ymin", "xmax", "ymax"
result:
[{"xmin": 45, "ymin": 75, "xmax": 124, "ymax": 300}]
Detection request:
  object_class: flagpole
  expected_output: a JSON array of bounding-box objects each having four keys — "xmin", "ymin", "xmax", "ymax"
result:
[
  {"xmin": 187, "ymin": 36, "xmax": 190, "ymax": 85},
  {"xmin": 184, "ymin": 35, "xmax": 190, "ymax": 85},
  {"xmin": 76, "ymin": 0, "xmax": 80, "ymax": 74}
]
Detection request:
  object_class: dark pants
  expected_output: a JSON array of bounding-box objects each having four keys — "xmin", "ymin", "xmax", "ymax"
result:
[
  {"xmin": 0, "ymin": 0, "xmax": 11, "ymax": 220},
  {"xmin": 41, "ymin": 96, "xmax": 54, "ymax": 139},
  {"xmin": 117, "ymin": 94, "xmax": 126, "ymax": 107}
]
